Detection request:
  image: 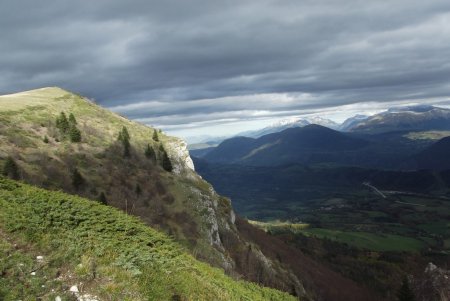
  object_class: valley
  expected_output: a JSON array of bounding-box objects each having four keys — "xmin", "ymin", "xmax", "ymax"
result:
[{"xmin": 192, "ymin": 106, "xmax": 450, "ymax": 299}]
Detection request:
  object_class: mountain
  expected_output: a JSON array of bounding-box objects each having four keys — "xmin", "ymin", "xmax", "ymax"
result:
[
  {"xmin": 239, "ymin": 116, "xmax": 340, "ymax": 138},
  {"xmin": 415, "ymin": 136, "xmax": 450, "ymax": 170},
  {"xmin": 0, "ymin": 87, "xmax": 381, "ymax": 300},
  {"xmin": 0, "ymin": 176, "xmax": 294, "ymax": 301},
  {"xmin": 347, "ymin": 105, "xmax": 450, "ymax": 133},
  {"xmin": 339, "ymin": 114, "xmax": 369, "ymax": 131},
  {"xmin": 204, "ymin": 124, "xmax": 368, "ymax": 166},
  {"xmin": 0, "ymin": 87, "xmax": 307, "ymax": 297}
]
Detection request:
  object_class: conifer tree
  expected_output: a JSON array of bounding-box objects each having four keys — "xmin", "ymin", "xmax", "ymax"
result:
[
  {"xmin": 43, "ymin": 136, "xmax": 49, "ymax": 143},
  {"xmin": 69, "ymin": 113, "xmax": 77, "ymax": 125},
  {"xmin": 2, "ymin": 157, "xmax": 19, "ymax": 179},
  {"xmin": 118, "ymin": 126, "xmax": 131, "ymax": 157},
  {"xmin": 159, "ymin": 145, "xmax": 173, "ymax": 172},
  {"xmin": 69, "ymin": 125, "xmax": 81, "ymax": 142},
  {"xmin": 397, "ymin": 277, "xmax": 415, "ymax": 301},
  {"xmin": 152, "ymin": 130, "xmax": 159, "ymax": 142},
  {"xmin": 145, "ymin": 144, "xmax": 156, "ymax": 161},
  {"xmin": 56, "ymin": 112, "xmax": 69, "ymax": 133}
]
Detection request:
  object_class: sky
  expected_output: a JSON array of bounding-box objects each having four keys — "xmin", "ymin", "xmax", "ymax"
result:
[{"xmin": 1, "ymin": 0, "xmax": 450, "ymax": 142}]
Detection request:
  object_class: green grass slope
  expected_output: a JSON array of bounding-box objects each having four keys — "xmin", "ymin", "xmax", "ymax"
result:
[
  {"xmin": 0, "ymin": 176, "xmax": 295, "ymax": 301},
  {"xmin": 0, "ymin": 87, "xmax": 312, "ymax": 298},
  {"xmin": 0, "ymin": 87, "xmax": 232, "ymax": 269}
]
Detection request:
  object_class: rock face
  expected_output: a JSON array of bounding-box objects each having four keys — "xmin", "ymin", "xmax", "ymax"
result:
[
  {"xmin": 166, "ymin": 138, "xmax": 195, "ymax": 174},
  {"xmin": 414, "ymin": 263, "xmax": 450, "ymax": 301}
]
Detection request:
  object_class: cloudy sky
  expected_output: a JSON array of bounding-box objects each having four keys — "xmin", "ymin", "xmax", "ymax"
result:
[{"xmin": 1, "ymin": 0, "xmax": 450, "ymax": 141}]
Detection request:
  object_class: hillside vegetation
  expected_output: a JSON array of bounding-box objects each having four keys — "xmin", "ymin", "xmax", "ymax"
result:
[
  {"xmin": 0, "ymin": 87, "xmax": 315, "ymax": 298},
  {"xmin": 0, "ymin": 176, "xmax": 295, "ymax": 301},
  {"xmin": 0, "ymin": 87, "xmax": 236, "ymax": 270}
]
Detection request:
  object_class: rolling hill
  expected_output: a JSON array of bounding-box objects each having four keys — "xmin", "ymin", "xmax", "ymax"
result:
[
  {"xmin": 416, "ymin": 136, "xmax": 450, "ymax": 170},
  {"xmin": 204, "ymin": 125, "xmax": 369, "ymax": 166}
]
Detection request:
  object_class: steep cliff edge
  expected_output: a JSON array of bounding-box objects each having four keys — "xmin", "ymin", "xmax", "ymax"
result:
[{"xmin": 0, "ymin": 87, "xmax": 308, "ymax": 298}]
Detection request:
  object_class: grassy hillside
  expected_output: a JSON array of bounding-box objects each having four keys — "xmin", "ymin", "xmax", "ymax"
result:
[
  {"xmin": 0, "ymin": 176, "xmax": 295, "ymax": 301},
  {"xmin": 0, "ymin": 87, "xmax": 312, "ymax": 298},
  {"xmin": 0, "ymin": 87, "xmax": 234, "ymax": 268}
]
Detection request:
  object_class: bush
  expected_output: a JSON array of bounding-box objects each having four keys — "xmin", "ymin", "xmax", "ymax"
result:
[
  {"xmin": 72, "ymin": 168, "xmax": 84, "ymax": 190},
  {"xmin": 2, "ymin": 157, "xmax": 19, "ymax": 179},
  {"xmin": 43, "ymin": 136, "xmax": 49, "ymax": 143},
  {"xmin": 98, "ymin": 192, "xmax": 107, "ymax": 205}
]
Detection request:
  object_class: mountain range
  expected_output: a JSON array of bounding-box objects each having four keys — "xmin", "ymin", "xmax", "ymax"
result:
[
  {"xmin": 347, "ymin": 105, "xmax": 450, "ymax": 133},
  {"xmin": 190, "ymin": 105, "xmax": 450, "ymax": 159},
  {"xmin": 238, "ymin": 116, "xmax": 340, "ymax": 138}
]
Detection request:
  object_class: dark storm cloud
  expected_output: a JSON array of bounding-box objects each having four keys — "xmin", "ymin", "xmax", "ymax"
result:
[{"xmin": 1, "ymin": 0, "xmax": 450, "ymax": 135}]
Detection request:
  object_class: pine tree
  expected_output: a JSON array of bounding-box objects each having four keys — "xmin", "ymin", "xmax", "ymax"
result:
[
  {"xmin": 118, "ymin": 126, "xmax": 131, "ymax": 157},
  {"xmin": 68, "ymin": 113, "xmax": 77, "ymax": 125},
  {"xmin": 69, "ymin": 125, "xmax": 81, "ymax": 142},
  {"xmin": 160, "ymin": 145, "xmax": 173, "ymax": 172},
  {"xmin": 98, "ymin": 192, "xmax": 107, "ymax": 205},
  {"xmin": 121, "ymin": 126, "xmax": 130, "ymax": 141},
  {"xmin": 56, "ymin": 112, "xmax": 69, "ymax": 133},
  {"xmin": 72, "ymin": 168, "xmax": 84, "ymax": 190},
  {"xmin": 152, "ymin": 130, "xmax": 159, "ymax": 142},
  {"xmin": 397, "ymin": 276, "xmax": 415, "ymax": 301},
  {"xmin": 2, "ymin": 157, "xmax": 19, "ymax": 179},
  {"xmin": 145, "ymin": 144, "xmax": 156, "ymax": 161}
]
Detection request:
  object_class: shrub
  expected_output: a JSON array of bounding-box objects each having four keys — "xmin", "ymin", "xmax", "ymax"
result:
[
  {"xmin": 2, "ymin": 157, "xmax": 19, "ymax": 179},
  {"xmin": 98, "ymin": 192, "xmax": 107, "ymax": 205},
  {"xmin": 135, "ymin": 184, "xmax": 142, "ymax": 196},
  {"xmin": 43, "ymin": 136, "xmax": 49, "ymax": 143},
  {"xmin": 72, "ymin": 168, "xmax": 84, "ymax": 190}
]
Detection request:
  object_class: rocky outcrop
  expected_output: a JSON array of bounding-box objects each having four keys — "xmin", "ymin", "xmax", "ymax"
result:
[
  {"xmin": 414, "ymin": 263, "xmax": 450, "ymax": 301},
  {"xmin": 166, "ymin": 138, "xmax": 195, "ymax": 174}
]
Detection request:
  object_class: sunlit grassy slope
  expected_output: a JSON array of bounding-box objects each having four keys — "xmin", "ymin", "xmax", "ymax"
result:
[
  {"xmin": 0, "ymin": 176, "xmax": 295, "ymax": 301},
  {"xmin": 0, "ymin": 87, "xmax": 232, "ymax": 270}
]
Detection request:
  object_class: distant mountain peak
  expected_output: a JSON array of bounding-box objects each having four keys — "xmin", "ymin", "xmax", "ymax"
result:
[
  {"xmin": 347, "ymin": 105, "xmax": 450, "ymax": 133},
  {"xmin": 239, "ymin": 116, "xmax": 339, "ymax": 138},
  {"xmin": 386, "ymin": 104, "xmax": 439, "ymax": 113}
]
